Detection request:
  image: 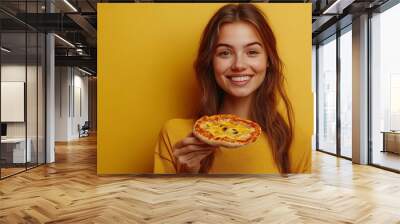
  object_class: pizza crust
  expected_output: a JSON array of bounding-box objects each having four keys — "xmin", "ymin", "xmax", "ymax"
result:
[{"xmin": 193, "ymin": 114, "xmax": 262, "ymax": 148}]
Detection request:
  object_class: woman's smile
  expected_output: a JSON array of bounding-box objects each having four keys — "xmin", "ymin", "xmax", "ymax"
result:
[{"xmin": 225, "ymin": 74, "xmax": 254, "ymax": 87}]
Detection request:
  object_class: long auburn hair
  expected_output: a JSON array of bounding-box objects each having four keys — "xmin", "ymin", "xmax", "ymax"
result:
[{"xmin": 192, "ymin": 3, "xmax": 294, "ymax": 174}]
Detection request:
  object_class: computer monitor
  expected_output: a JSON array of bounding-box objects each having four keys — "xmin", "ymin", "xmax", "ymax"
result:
[{"xmin": 1, "ymin": 123, "xmax": 7, "ymax": 137}]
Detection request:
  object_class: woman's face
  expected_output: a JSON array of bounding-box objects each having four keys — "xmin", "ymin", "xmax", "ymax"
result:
[{"xmin": 212, "ymin": 21, "xmax": 268, "ymax": 98}]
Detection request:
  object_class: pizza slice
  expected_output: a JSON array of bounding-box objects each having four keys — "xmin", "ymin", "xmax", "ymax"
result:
[{"xmin": 193, "ymin": 114, "xmax": 262, "ymax": 148}]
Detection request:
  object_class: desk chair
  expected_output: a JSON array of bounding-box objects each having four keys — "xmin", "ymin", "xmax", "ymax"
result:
[{"xmin": 79, "ymin": 121, "xmax": 90, "ymax": 138}]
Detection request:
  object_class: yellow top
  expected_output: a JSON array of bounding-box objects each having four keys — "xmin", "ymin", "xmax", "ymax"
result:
[{"xmin": 153, "ymin": 118, "xmax": 311, "ymax": 174}]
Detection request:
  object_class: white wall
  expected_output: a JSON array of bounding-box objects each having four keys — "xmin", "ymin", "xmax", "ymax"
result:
[
  {"xmin": 1, "ymin": 65, "xmax": 39, "ymax": 137},
  {"xmin": 55, "ymin": 67, "xmax": 89, "ymax": 141},
  {"xmin": 1, "ymin": 66, "xmax": 26, "ymax": 137},
  {"xmin": 55, "ymin": 67, "xmax": 70, "ymax": 141},
  {"xmin": 72, "ymin": 73, "xmax": 89, "ymax": 138}
]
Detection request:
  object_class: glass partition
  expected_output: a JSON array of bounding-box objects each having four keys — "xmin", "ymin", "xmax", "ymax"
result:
[
  {"xmin": 317, "ymin": 35, "xmax": 337, "ymax": 155},
  {"xmin": 26, "ymin": 0, "xmax": 43, "ymax": 169},
  {"xmin": 1, "ymin": 30, "xmax": 28, "ymax": 178},
  {"xmin": 0, "ymin": 1, "xmax": 46, "ymax": 179},
  {"xmin": 339, "ymin": 27, "xmax": 352, "ymax": 158},
  {"xmin": 27, "ymin": 30, "xmax": 38, "ymax": 169},
  {"xmin": 38, "ymin": 32, "xmax": 45, "ymax": 165},
  {"xmin": 371, "ymin": 3, "xmax": 400, "ymax": 171}
]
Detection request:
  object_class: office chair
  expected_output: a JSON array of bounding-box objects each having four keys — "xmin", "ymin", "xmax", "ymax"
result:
[{"xmin": 79, "ymin": 121, "xmax": 90, "ymax": 138}]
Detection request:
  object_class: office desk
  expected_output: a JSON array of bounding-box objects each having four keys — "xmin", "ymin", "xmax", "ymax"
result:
[
  {"xmin": 381, "ymin": 131, "xmax": 400, "ymax": 154},
  {"xmin": 1, "ymin": 138, "xmax": 31, "ymax": 163}
]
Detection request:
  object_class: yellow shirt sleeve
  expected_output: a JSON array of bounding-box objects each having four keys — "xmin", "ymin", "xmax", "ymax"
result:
[{"xmin": 153, "ymin": 121, "xmax": 178, "ymax": 174}]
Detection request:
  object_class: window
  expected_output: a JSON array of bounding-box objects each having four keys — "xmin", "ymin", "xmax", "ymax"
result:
[
  {"xmin": 317, "ymin": 35, "xmax": 337, "ymax": 154},
  {"xmin": 371, "ymin": 2, "xmax": 400, "ymax": 171},
  {"xmin": 340, "ymin": 28, "xmax": 352, "ymax": 158}
]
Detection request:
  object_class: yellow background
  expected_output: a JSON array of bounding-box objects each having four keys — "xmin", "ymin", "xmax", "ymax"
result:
[{"xmin": 97, "ymin": 3, "xmax": 312, "ymax": 174}]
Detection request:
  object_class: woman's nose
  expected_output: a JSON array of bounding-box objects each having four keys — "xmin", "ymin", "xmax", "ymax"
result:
[{"xmin": 231, "ymin": 55, "xmax": 246, "ymax": 71}]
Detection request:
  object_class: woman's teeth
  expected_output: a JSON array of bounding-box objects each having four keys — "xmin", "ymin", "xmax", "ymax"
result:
[{"xmin": 229, "ymin": 76, "xmax": 251, "ymax": 81}]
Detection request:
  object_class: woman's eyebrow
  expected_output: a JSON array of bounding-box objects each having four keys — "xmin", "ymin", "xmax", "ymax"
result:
[
  {"xmin": 215, "ymin": 42, "xmax": 263, "ymax": 48},
  {"xmin": 245, "ymin": 42, "xmax": 263, "ymax": 47},
  {"xmin": 215, "ymin": 43, "xmax": 232, "ymax": 48}
]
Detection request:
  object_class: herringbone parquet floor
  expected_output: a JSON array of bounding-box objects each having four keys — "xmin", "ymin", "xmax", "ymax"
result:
[{"xmin": 1, "ymin": 134, "xmax": 400, "ymax": 224}]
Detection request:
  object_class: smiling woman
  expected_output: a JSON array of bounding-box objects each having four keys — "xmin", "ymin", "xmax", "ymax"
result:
[
  {"xmin": 153, "ymin": 3, "xmax": 311, "ymax": 174},
  {"xmin": 213, "ymin": 21, "xmax": 268, "ymax": 98}
]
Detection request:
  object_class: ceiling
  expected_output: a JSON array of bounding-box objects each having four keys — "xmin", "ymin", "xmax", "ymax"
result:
[{"xmin": 0, "ymin": 0, "xmax": 393, "ymax": 75}]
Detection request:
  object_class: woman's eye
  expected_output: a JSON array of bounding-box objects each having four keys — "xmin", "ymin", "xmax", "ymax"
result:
[
  {"xmin": 217, "ymin": 50, "xmax": 231, "ymax": 57},
  {"xmin": 247, "ymin": 50, "xmax": 259, "ymax": 56}
]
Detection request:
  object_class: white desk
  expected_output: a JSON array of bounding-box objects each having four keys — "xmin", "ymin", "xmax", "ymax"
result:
[{"xmin": 1, "ymin": 138, "xmax": 31, "ymax": 163}]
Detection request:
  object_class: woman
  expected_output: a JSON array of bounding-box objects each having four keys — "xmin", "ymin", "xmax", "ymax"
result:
[{"xmin": 153, "ymin": 3, "xmax": 310, "ymax": 174}]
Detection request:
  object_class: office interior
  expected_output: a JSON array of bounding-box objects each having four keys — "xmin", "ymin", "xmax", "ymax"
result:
[
  {"xmin": 0, "ymin": 0, "xmax": 97, "ymax": 178},
  {"xmin": 0, "ymin": 0, "xmax": 399, "ymax": 222}
]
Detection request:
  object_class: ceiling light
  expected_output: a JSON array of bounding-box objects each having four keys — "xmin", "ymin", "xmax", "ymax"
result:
[
  {"xmin": 322, "ymin": 0, "xmax": 354, "ymax": 15},
  {"xmin": 63, "ymin": 0, "xmax": 78, "ymax": 12},
  {"xmin": 1, "ymin": 47, "xmax": 11, "ymax": 53},
  {"xmin": 76, "ymin": 48, "xmax": 84, "ymax": 55},
  {"xmin": 78, "ymin": 67, "xmax": 93, "ymax": 76},
  {"xmin": 54, "ymin": 34, "xmax": 75, "ymax": 48}
]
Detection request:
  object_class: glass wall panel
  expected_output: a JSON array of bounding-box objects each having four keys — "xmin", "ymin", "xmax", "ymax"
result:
[
  {"xmin": 0, "ymin": 1, "xmax": 46, "ymax": 179},
  {"xmin": 26, "ymin": 0, "xmax": 39, "ymax": 169},
  {"xmin": 371, "ymin": 3, "xmax": 400, "ymax": 171},
  {"xmin": 1, "ymin": 30, "xmax": 28, "ymax": 177},
  {"xmin": 27, "ymin": 30, "xmax": 38, "ymax": 169},
  {"xmin": 339, "ymin": 28, "xmax": 352, "ymax": 158},
  {"xmin": 317, "ymin": 36, "xmax": 337, "ymax": 154},
  {"xmin": 38, "ymin": 32, "xmax": 45, "ymax": 165}
]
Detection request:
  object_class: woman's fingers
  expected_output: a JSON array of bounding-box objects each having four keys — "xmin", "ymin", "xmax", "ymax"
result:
[
  {"xmin": 178, "ymin": 150, "xmax": 213, "ymax": 168},
  {"xmin": 172, "ymin": 133, "xmax": 217, "ymax": 173},
  {"xmin": 174, "ymin": 136, "xmax": 212, "ymax": 149},
  {"xmin": 173, "ymin": 145, "xmax": 215, "ymax": 158},
  {"xmin": 185, "ymin": 149, "xmax": 214, "ymax": 161}
]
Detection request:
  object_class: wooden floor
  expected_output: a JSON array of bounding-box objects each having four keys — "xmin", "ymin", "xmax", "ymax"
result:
[
  {"xmin": 1, "ymin": 135, "xmax": 400, "ymax": 223},
  {"xmin": 0, "ymin": 167, "xmax": 26, "ymax": 178},
  {"xmin": 1, "ymin": 163, "xmax": 45, "ymax": 178}
]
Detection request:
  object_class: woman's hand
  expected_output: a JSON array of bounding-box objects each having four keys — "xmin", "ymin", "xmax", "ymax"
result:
[{"xmin": 173, "ymin": 133, "xmax": 217, "ymax": 173}]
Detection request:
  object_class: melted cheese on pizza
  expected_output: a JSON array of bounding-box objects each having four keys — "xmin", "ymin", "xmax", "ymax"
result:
[{"xmin": 200, "ymin": 119, "xmax": 253, "ymax": 140}]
